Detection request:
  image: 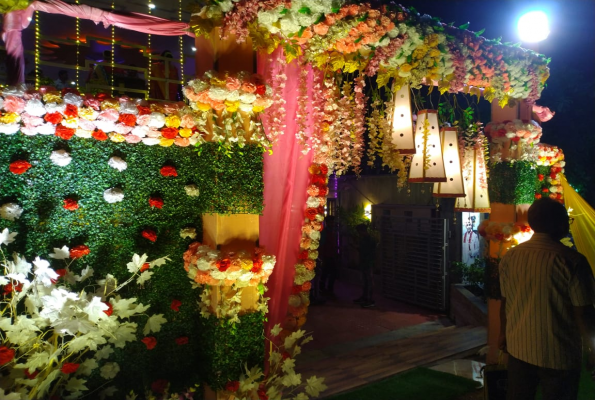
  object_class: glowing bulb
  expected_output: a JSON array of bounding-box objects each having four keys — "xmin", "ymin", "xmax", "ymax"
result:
[
  {"xmin": 192, "ymin": 47, "xmax": 197, "ymax": 52},
  {"xmin": 518, "ymin": 11, "xmax": 550, "ymax": 43},
  {"xmin": 148, "ymin": 3, "xmax": 155, "ymax": 8}
]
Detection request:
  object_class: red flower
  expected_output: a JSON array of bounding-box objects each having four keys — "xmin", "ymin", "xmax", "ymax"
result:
[
  {"xmin": 534, "ymin": 193, "xmax": 542, "ymax": 199},
  {"xmin": 281, "ymin": 351, "xmax": 291, "ymax": 360},
  {"xmin": 542, "ymin": 188, "xmax": 549, "ymax": 193},
  {"xmin": 0, "ymin": 346, "xmax": 15, "ymax": 365},
  {"xmin": 298, "ymin": 251, "xmax": 309, "ymax": 260},
  {"xmin": 511, "ymin": 137, "xmax": 520, "ymax": 143},
  {"xmin": 305, "ymin": 208, "xmax": 318, "ymax": 221},
  {"xmin": 9, "ymin": 160, "xmax": 32, "ymax": 175},
  {"xmin": 95, "ymin": 93, "xmax": 108, "ymax": 102},
  {"xmin": 137, "ymin": 105, "xmax": 151, "ymax": 115},
  {"xmin": 251, "ymin": 257, "xmax": 263, "ymax": 273},
  {"xmin": 538, "ymin": 174, "xmax": 544, "ymax": 181},
  {"xmin": 61, "ymin": 363, "xmax": 80, "ymax": 374},
  {"xmin": 291, "ymin": 285, "xmax": 303, "ymax": 295},
  {"xmin": 104, "ymin": 302, "xmax": 113, "ymax": 316},
  {"xmin": 64, "ymin": 104, "xmax": 78, "ymax": 119},
  {"xmin": 70, "ymin": 245, "xmax": 90, "ymax": 259},
  {"xmin": 62, "ymin": 87, "xmax": 80, "ymax": 97},
  {"xmin": 160, "ymin": 166, "xmax": 178, "ymax": 177},
  {"xmin": 149, "ymin": 197, "xmax": 164, "ymax": 209},
  {"xmin": 92, "ymin": 129, "xmax": 108, "ymax": 141},
  {"xmin": 550, "ymin": 172, "xmax": 558, "ymax": 179},
  {"xmin": 44, "ymin": 112, "xmax": 63, "ymax": 125},
  {"xmin": 140, "ymin": 263, "xmax": 150, "ymax": 272},
  {"xmin": 319, "ymin": 164, "xmax": 329, "ymax": 175},
  {"xmin": 55, "ymin": 269, "xmax": 67, "ymax": 281},
  {"xmin": 118, "ymin": 113, "xmax": 137, "ymax": 127},
  {"xmin": 312, "ymin": 175, "xmax": 326, "ymax": 185},
  {"xmin": 141, "ymin": 336, "xmax": 157, "ymax": 350},
  {"xmin": 255, "ymin": 84, "xmax": 266, "ymax": 96},
  {"xmin": 258, "ymin": 388, "xmax": 268, "ymax": 400},
  {"xmin": 160, "ymin": 127, "xmax": 179, "ymax": 139},
  {"xmin": 318, "ymin": 187, "xmax": 328, "ymax": 197},
  {"xmin": 63, "ymin": 198, "xmax": 79, "ymax": 211},
  {"xmin": 217, "ymin": 258, "xmax": 231, "ymax": 272},
  {"xmin": 171, "ymin": 299, "xmax": 182, "ymax": 312},
  {"xmin": 24, "ymin": 369, "xmax": 39, "ymax": 379},
  {"xmin": 151, "ymin": 379, "xmax": 169, "ymax": 394},
  {"xmin": 142, "ymin": 229, "xmax": 157, "ymax": 242},
  {"xmin": 3, "ymin": 282, "xmax": 22, "ymax": 295},
  {"xmin": 317, "ymin": 206, "xmax": 325, "ymax": 215},
  {"xmin": 225, "ymin": 381, "xmax": 240, "ymax": 392},
  {"xmin": 55, "ymin": 125, "xmax": 76, "ymax": 140},
  {"xmin": 175, "ymin": 336, "xmax": 188, "ymax": 345}
]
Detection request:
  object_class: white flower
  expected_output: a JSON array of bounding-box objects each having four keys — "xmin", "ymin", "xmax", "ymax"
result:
[
  {"xmin": 24, "ymin": 99, "xmax": 47, "ymax": 116},
  {"xmin": 180, "ymin": 227, "xmax": 197, "ymax": 239},
  {"xmin": 103, "ymin": 188, "xmax": 124, "ymax": 203},
  {"xmin": 63, "ymin": 93, "xmax": 84, "ymax": 107},
  {"xmin": 141, "ymin": 137, "xmax": 160, "ymax": 146},
  {"xmin": 108, "ymin": 156, "xmax": 127, "ymax": 172},
  {"xmin": 50, "ymin": 150, "xmax": 72, "ymax": 166},
  {"xmin": 118, "ymin": 102, "xmax": 138, "ymax": 115},
  {"xmin": 33, "ymin": 257, "xmax": 59, "ymax": 287},
  {"xmin": 100, "ymin": 362, "xmax": 120, "ymax": 379},
  {"xmin": 38, "ymin": 122, "xmax": 57, "ymax": 135},
  {"xmin": 208, "ymin": 87, "xmax": 229, "ymax": 101},
  {"xmin": 239, "ymin": 92, "xmax": 257, "ymax": 104},
  {"xmin": 1, "ymin": 203, "xmax": 23, "ymax": 221},
  {"xmin": 49, "ymin": 246, "xmax": 70, "ymax": 260},
  {"xmin": 184, "ymin": 184, "xmax": 200, "ymax": 197},
  {"xmin": 147, "ymin": 112, "xmax": 165, "ymax": 128},
  {"xmin": 95, "ymin": 120, "xmax": 116, "ymax": 133},
  {"xmin": 0, "ymin": 124, "xmax": 20, "ymax": 134}
]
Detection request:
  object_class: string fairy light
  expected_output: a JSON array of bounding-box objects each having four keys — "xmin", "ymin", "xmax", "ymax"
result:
[
  {"xmin": 147, "ymin": 0, "xmax": 152, "ymax": 99},
  {"xmin": 75, "ymin": 0, "xmax": 80, "ymax": 90},
  {"xmin": 178, "ymin": 0, "xmax": 184, "ymax": 90},
  {"xmin": 111, "ymin": 1, "xmax": 115, "ymax": 96},
  {"xmin": 34, "ymin": 11, "xmax": 40, "ymax": 89}
]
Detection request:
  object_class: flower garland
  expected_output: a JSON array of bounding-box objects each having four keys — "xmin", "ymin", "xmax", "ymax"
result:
[
  {"xmin": 190, "ymin": 1, "xmax": 550, "ymax": 106},
  {"xmin": 282, "ymin": 163, "xmax": 328, "ymax": 336},
  {"xmin": 485, "ymin": 119, "xmax": 542, "ymax": 163},
  {"xmin": 535, "ymin": 144, "xmax": 565, "ymax": 203},
  {"xmin": 261, "ymin": 50, "xmax": 288, "ymax": 145},
  {"xmin": 0, "ymin": 0, "xmax": 31, "ymax": 14},
  {"xmin": 183, "ymin": 243, "xmax": 275, "ymax": 323},
  {"xmin": 295, "ymin": 67, "xmax": 311, "ymax": 153},
  {"xmin": 459, "ymin": 121, "xmax": 489, "ymax": 191},
  {"xmin": 478, "ymin": 220, "xmax": 534, "ymax": 247},
  {"xmin": 351, "ymin": 75, "xmax": 366, "ymax": 175}
]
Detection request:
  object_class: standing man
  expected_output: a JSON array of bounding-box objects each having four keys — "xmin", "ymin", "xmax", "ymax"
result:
[
  {"xmin": 353, "ymin": 223, "xmax": 377, "ymax": 308},
  {"xmin": 462, "ymin": 216, "xmax": 480, "ymax": 265},
  {"xmin": 499, "ymin": 198, "xmax": 595, "ymax": 400}
]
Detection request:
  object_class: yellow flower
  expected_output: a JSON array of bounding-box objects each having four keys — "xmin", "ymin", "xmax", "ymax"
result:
[
  {"xmin": 165, "ymin": 115, "xmax": 181, "ymax": 128},
  {"xmin": 429, "ymin": 48, "xmax": 441, "ymax": 58},
  {"xmin": 240, "ymin": 259, "xmax": 253, "ymax": 271},
  {"xmin": 252, "ymin": 105, "xmax": 265, "ymax": 113},
  {"xmin": 197, "ymin": 102, "xmax": 211, "ymax": 112},
  {"xmin": 110, "ymin": 133, "xmax": 126, "ymax": 142},
  {"xmin": 225, "ymin": 100, "xmax": 240, "ymax": 113},
  {"xmin": 78, "ymin": 107, "xmax": 96, "ymax": 120},
  {"xmin": 321, "ymin": 122, "xmax": 330, "ymax": 132},
  {"xmin": 179, "ymin": 128, "xmax": 193, "ymax": 138},
  {"xmin": 0, "ymin": 112, "xmax": 20, "ymax": 124},
  {"xmin": 400, "ymin": 63, "xmax": 413, "ymax": 73},
  {"xmin": 63, "ymin": 117, "xmax": 79, "ymax": 128},
  {"xmin": 101, "ymin": 99, "xmax": 120, "ymax": 111},
  {"xmin": 159, "ymin": 138, "xmax": 175, "ymax": 147},
  {"xmin": 210, "ymin": 77, "xmax": 226, "ymax": 87},
  {"xmin": 43, "ymin": 93, "xmax": 62, "ymax": 104}
]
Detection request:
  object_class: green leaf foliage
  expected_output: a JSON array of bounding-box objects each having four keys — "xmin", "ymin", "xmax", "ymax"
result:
[
  {"xmin": 488, "ymin": 161, "xmax": 536, "ymax": 204},
  {"xmin": 0, "ymin": 134, "xmax": 264, "ymax": 394}
]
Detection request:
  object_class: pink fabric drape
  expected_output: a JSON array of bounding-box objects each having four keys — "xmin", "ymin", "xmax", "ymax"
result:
[
  {"xmin": 258, "ymin": 49, "xmax": 314, "ymax": 335},
  {"xmin": 2, "ymin": 0, "xmax": 194, "ymax": 85}
]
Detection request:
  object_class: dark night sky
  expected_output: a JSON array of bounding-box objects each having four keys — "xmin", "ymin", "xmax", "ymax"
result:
[{"xmin": 396, "ymin": 0, "xmax": 595, "ymax": 205}]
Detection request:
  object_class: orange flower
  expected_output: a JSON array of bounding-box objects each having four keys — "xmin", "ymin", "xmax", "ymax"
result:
[
  {"xmin": 70, "ymin": 245, "xmax": 90, "ymax": 259},
  {"xmin": 44, "ymin": 112, "xmax": 63, "ymax": 125},
  {"xmin": 149, "ymin": 197, "xmax": 164, "ymax": 209},
  {"xmin": 118, "ymin": 113, "xmax": 137, "ymax": 127},
  {"xmin": 160, "ymin": 166, "xmax": 178, "ymax": 177},
  {"xmin": 141, "ymin": 336, "xmax": 157, "ymax": 350},
  {"xmin": 63, "ymin": 198, "xmax": 79, "ymax": 211},
  {"xmin": 160, "ymin": 127, "xmax": 179, "ymax": 139},
  {"xmin": 104, "ymin": 302, "xmax": 113, "ymax": 316},
  {"xmin": 64, "ymin": 104, "xmax": 79, "ymax": 119},
  {"xmin": 92, "ymin": 129, "xmax": 108, "ymax": 141},
  {"xmin": 55, "ymin": 125, "xmax": 76, "ymax": 140},
  {"xmin": 140, "ymin": 263, "xmax": 150, "ymax": 272},
  {"xmin": 305, "ymin": 208, "xmax": 318, "ymax": 220},
  {"xmin": 142, "ymin": 229, "xmax": 158, "ymax": 242},
  {"xmin": 217, "ymin": 258, "xmax": 231, "ymax": 272},
  {"xmin": 9, "ymin": 160, "xmax": 32, "ymax": 175}
]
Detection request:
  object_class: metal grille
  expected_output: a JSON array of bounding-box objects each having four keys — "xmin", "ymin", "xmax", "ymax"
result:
[{"xmin": 379, "ymin": 215, "xmax": 448, "ymax": 311}]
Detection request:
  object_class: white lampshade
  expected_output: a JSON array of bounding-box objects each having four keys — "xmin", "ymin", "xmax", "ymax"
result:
[
  {"xmin": 409, "ymin": 110, "xmax": 446, "ymax": 183},
  {"xmin": 433, "ymin": 127, "xmax": 465, "ymax": 197},
  {"xmin": 391, "ymin": 85, "xmax": 415, "ymax": 154},
  {"xmin": 454, "ymin": 145, "xmax": 491, "ymax": 212}
]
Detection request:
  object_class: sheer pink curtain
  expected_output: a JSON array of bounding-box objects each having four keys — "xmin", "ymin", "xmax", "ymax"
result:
[
  {"xmin": 258, "ymin": 49, "xmax": 314, "ymax": 335},
  {"xmin": 2, "ymin": 0, "xmax": 194, "ymax": 85}
]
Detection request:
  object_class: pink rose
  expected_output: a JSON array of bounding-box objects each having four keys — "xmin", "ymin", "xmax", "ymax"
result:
[
  {"xmin": 146, "ymin": 128, "xmax": 161, "ymax": 138},
  {"xmin": 174, "ymin": 137, "xmax": 190, "ymax": 147},
  {"xmin": 23, "ymin": 90, "xmax": 41, "ymax": 101},
  {"xmin": 3, "ymin": 96, "xmax": 26, "ymax": 113},
  {"xmin": 77, "ymin": 118, "xmax": 96, "ymax": 131},
  {"xmin": 84, "ymin": 96, "xmax": 101, "ymax": 110},
  {"xmin": 241, "ymin": 82, "xmax": 256, "ymax": 94},
  {"xmin": 180, "ymin": 114, "xmax": 196, "ymax": 129},
  {"xmin": 115, "ymin": 123, "xmax": 134, "ymax": 135},
  {"xmin": 196, "ymin": 91, "xmax": 211, "ymax": 104},
  {"xmin": 210, "ymin": 101, "xmax": 226, "ymax": 111},
  {"xmin": 163, "ymin": 103, "xmax": 181, "ymax": 114},
  {"xmin": 21, "ymin": 126, "xmax": 38, "ymax": 136},
  {"xmin": 313, "ymin": 23, "xmax": 330, "ymax": 36},
  {"xmin": 21, "ymin": 113, "xmax": 43, "ymax": 126},
  {"xmin": 183, "ymin": 87, "xmax": 200, "ymax": 102},
  {"xmin": 137, "ymin": 114, "xmax": 151, "ymax": 126},
  {"xmin": 98, "ymin": 108, "xmax": 119, "ymax": 122},
  {"xmin": 125, "ymin": 134, "xmax": 142, "ymax": 143},
  {"xmin": 226, "ymin": 76, "xmax": 241, "ymax": 91},
  {"xmin": 118, "ymin": 95, "xmax": 130, "ymax": 103},
  {"xmin": 325, "ymin": 14, "xmax": 337, "ymax": 25}
]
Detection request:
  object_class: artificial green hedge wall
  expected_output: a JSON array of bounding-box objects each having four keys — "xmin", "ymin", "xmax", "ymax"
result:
[
  {"xmin": 488, "ymin": 161, "xmax": 536, "ymax": 204},
  {"xmin": 0, "ymin": 134, "xmax": 264, "ymax": 395}
]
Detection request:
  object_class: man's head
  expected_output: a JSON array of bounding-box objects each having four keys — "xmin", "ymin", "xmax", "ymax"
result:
[{"xmin": 528, "ymin": 198, "xmax": 569, "ymax": 240}]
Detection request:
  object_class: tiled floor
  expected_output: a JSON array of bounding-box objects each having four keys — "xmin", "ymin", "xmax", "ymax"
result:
[{"xmin": 302, "ymin": 279, "xmax": 452, "ymax": 351}]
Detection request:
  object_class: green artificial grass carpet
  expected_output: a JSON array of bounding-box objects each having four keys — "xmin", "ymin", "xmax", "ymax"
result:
[{"xmin": 327, "ymin": 367, "xmax": 480, "ymax": 400}]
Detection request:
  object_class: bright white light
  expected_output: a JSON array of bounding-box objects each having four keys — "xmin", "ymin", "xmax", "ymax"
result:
[
  {"xmin": 192, "ymin": 47, "xmax": 197, "ymax": 52},
  {"xmin": 148, "ymin": 3, "xmax": 156, "ymax": 9},
  {"xmin": 27, "ymin": 17, "xmax": 32, "ymax": 21},
  {"xmin": 518, "ymin": 11, "xmax": 550, "ymax": 42},
  {"xmin": 70, "ymin": 81, "xmax": 76, "ymax": 85},
  {"xmin": 364, "ymin": 204, "xmax": 372, "ymax": 220}
]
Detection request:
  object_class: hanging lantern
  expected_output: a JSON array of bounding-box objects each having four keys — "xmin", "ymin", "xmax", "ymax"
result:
[
  {"xmin": 408, "ymin": 110, "xmax": 446, "ymax": 183},
  {"xmin": 455, "ymin": 143, "xmax": 491, "ymax": 212},
  {"xmin": 433, "ymin": 127, "xmax": 465, "ymax": 197},
  {"xmin": 390, "ymin": 85, "xmax": 416, "ymax": 154}
]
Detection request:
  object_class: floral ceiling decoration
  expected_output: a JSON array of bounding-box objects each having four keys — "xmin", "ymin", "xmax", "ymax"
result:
[{"xmin": 191, "ymin": 0, "xmax": 550, "ymax": 106}]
